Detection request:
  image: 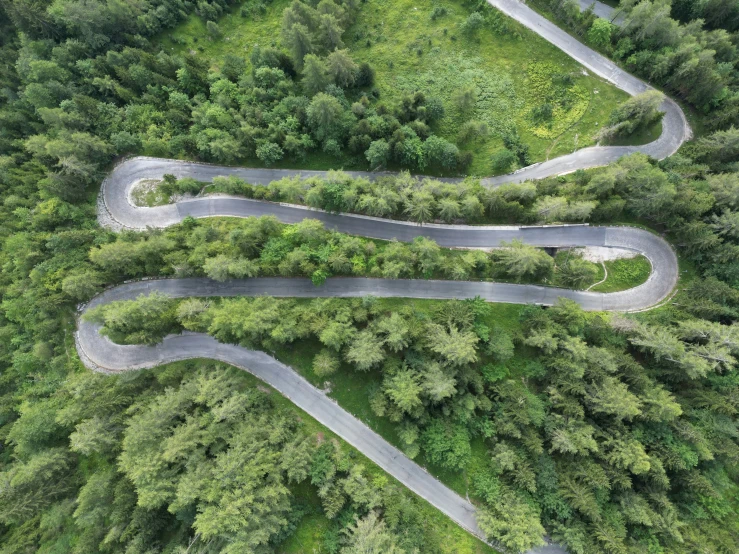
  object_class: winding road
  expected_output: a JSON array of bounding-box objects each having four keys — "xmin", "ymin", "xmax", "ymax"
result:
[
  {"xmin": 102, "ymin": 158, "xmax": 677, "ymax": 311},
  {"xmin": 78, "ymin": 1, "xmax": 689, "ymax": 552},
  {"xmin": 482, "ymin": 0, "xmax": 690, "ymax": 184}
]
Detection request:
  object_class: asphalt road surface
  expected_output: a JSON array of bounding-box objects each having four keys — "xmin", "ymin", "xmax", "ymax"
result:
[
  {"xmin": 102, "ymin": 157, "xmax": 678, "ymax": 311},
  {"xmin": 577, "ymin": 0, "xmax": 621, "ymax": 21},
  {"xmin": 76, "ymin": 282, "xmax": 564, "ymax": 553},
  {"xmin": 86, "ymin": 190, "xmax": 678, "ymax": 554},
  {"xmin": 481, "ymin": 0, "xmax": 690, "ymax": 185},
  {"xmin": 81, "ymin": 1, "xmax": 685, "ymax": 551}
]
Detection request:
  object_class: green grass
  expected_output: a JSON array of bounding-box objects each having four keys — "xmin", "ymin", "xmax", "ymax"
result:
[
  {"xmin": 345, "ymin": 0, "xmax": 629, "ymax": 174},
  {"xmin": 130, "ymin": 179, "xmax": 177, "ymax": 206},
  {"xmin": 591, "ymin": 255, "xmax": 651, "ymax": 292},
  {"xmin": 279, "ymin": 513, "xmax": 330, "ymax": 553},
  {"xmin": 158, "ymin": 0, "xmax": 289, "ymax": 62},
  {"xmin": 155, "ymin": 0, "xmax": 632, "ymax": 175},
  {"xmin": 525, "ymin": 0, "xmax": 718, "ymax": 143},
  {"xmin": 603, "ymin": 119, "xmax": 662, "ymax": 147}
]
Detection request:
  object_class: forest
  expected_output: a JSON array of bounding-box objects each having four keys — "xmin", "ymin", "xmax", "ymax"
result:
[{"xmin": 0, "ymin": 0, "xmax": 738, "ymax": 553}]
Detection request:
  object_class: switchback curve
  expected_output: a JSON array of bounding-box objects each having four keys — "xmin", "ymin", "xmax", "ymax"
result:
[
  {"xmin": 76, "ymin": 280, "xmax": 563, "ymax": 554},
  {"xmin": 80, "ymin": 2, "xmax": 687, "ymax": 551},
  {"xmin": 101, "ymin": 158, "xmax": 678, "ymax": 311},
  {"xmin": 481, "ymin": 0, "xmax": 691, "ymax": 185}
]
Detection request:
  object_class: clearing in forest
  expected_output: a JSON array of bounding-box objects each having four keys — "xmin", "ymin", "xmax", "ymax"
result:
[{"xmin": 156, "ymin": 0, "xmax": 630, "ymax": 175}]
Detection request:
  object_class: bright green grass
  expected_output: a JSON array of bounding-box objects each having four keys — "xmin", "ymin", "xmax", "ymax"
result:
[
  {"xmin": 279, "ymin": 513, "xmax": 331, "ymax": 553},
  {"xmin": 344, "ymin": 0, "xmax": 628, "ymax": 174},
  {"xmin": 157, "ymin": 0, "xmax": 290, "ymax": 62},
  {"xmin": 591, "ymin": 255, "xmax": 651, "ymax": 292},
  {"xmin": 155, "ymin": 0, "xmax": 631, "ymax": 175}
]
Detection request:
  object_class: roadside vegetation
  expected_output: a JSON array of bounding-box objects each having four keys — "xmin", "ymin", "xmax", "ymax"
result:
[
  {"xmin": 78, "ymin": 215, "xmax": 625, "ymax": 291},
  {"xmin": 87, "ymin": 287, "xmax": 739, "ymax": 553},
  {"xmin": 134, "ymin": 147, "xmax": 725, "ymax": 235},
  {"xmin": 3, "ymin": 356, "xmax": 497, "ymax": 554},
  {"xmin": 590, "ymin": 254, "xmax": 651, "ymax": 293},
  {"xmin": 156, "ymin": 0, "xmax": 631, "ymax": 174},
  {"xmin": 531, "ymin": 0, "xmax": 739, "ymax": 132},
  {"xmin": 1, "ymin": 0, "xmax": 739, "ymax": 553}
]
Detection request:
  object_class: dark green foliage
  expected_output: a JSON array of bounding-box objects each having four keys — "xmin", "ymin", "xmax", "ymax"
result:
[
  {"xmin": 0, "ymin": 359, "xmax": 446, "ymax": 553},
  {"xmin": 84, "ymin": 292, "xmax": 179, "ymax": 345},
  {"xmin": 84, "ymin": 215, "xmax": 590, "ymax": 293},
  {"xmin": 502, "ymin": 128, "xmax": 531, "ymax": 166},
  {"xmin": 492, "ymin": 148, "xmax": 517, "ymax": 173},
  {"xmin": 0, "ymin": 0, "xmax": 738, "ymax": 553},
  {"xmin": 596, "ymin": 90, "xmax": 665, "ymax": 140},
  {"xmin": 86, "ymin": 286, "xmax": 739, "ymax": 553},
  {"xmin": 671, "ymin": 0, "xmax": 739, "ymax": 32},
  {"xmin": 542, "ymin": 0, "xmax": 739, "ymax": 130}
]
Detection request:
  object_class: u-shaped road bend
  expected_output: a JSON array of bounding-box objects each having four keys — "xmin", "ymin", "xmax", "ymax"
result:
[
  {"xmin": 82, "ymin": 1, "xmax": 687, "ymax": 552},
  {"xmin": 101, "ymin": 156, "xmax": 678, "ymax": 312},
  {"xmin": 481, "ymin": 0, "xmax": 691, "ymax": 185},
  {"xmin": 88, "ymin": 165, "xmax": 678, "ymax": 554}
]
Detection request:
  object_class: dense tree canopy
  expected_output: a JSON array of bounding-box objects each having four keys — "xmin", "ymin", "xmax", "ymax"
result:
[
  {"xmin": 544, "ymin": 0, "xmax": 739, "ymax": 130},
  {"xmin": 0, "ymin": 0, "xmax": 739, "ymax": 553}
]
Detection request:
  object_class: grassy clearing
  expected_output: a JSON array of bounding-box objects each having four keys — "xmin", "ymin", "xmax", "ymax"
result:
[
  {"xmin": 130, "ymin": 179, "xmax": 175, "ymax": 206},
  {"xmin": 591, "ymin": 255, "xmax": 651, "ymax": 292},
  {"xmin": 345, "ymin": 0, "xmax": 628, "ymax": 173},
  {"xmin": 158, "ymin": 0, "xmax": 290, "ymax": 62},
  {"xmin": 525, "ymin": 0, "xmax": 716, "ymax": 142},
  {"xmin": 155, "ymin": 0, "xmax": 631, "ymax": 174}
]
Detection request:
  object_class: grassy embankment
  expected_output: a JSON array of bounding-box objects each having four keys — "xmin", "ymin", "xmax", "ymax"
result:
[{"xmin": 591, "ymin": 255, "xmax": 651, "ymax": 292}]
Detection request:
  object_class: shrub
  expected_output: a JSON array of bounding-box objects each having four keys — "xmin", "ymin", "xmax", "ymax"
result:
[
  {"xmin": 430, "ymin": 6, "xmax": 448, "ymax": 20},
  {"xmin": 366, "ymin": 139, "xmax": 390, "ymax": 169},
  {"xmin": 256, "ymin": 141, "xmax": 284, "ymax": 166},
  {"xmin": 461, "ymin": 12, "xmax": 485, "ymax": 36},
  {"xmin": 492, "ymin": 149, "xmax": 516, "ymax": 173},
  {"xmin": 206, "ymin": 20, "xmax": 221, "ymax": 39}
]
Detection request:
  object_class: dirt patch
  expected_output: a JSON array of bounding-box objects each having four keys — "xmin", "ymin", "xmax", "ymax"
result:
[
  {"xmin": 578, "ymin": 246, "xmax": 638, "ymax": 263},
  {"xmin": 130, "ymin": 179, "xmax": 164, "ymax": 207}
]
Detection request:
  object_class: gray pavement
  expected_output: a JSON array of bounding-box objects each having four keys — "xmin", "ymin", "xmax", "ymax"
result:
[
  {"xmin": 76, "ymin": 282, "xmax": 563, "ymax": 553},
  {"xmin": 80, "ymin": 2, "xmax": 687, "ymax": 551},
  {"xmin": 77, "ymin": 305, "xmax": 487, "ymax": 542},
  {"xmin": 481, "ymin": 0, "xmax": 690, "ymax": 185},
  {"xmin": 101, "ymin": 162, "xmax": 678, "ymax": 311},
  {"xmin": 576, "ymin": 0, "xmax": 624, "ymax": 22}
]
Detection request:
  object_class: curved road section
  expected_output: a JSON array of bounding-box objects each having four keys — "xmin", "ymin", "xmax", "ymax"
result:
[
  {"xmin": 102, "ymin": 157, "xmax": 677, "ymax": 312},
  {"xmin": 76, "ymin": 281, "xmax": 560, "ymax": 554},
  {"xmin": 481, "ymin": 0, "xmax": 690, "ymax": 185},
  {"xmin": 78, "ymin": 287, "xmax": 489, "ymax": 544},
  {"xmin": 82, "ymin": 2, "xmax": 686, "ymax": 551}
]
